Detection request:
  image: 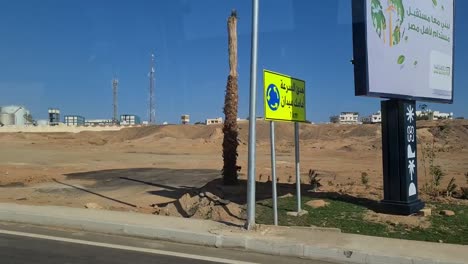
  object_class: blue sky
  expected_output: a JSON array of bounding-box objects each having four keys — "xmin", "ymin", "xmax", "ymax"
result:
[{"xmin": 1, "ymin": 0, "xmax": 466, "ymax": 123}]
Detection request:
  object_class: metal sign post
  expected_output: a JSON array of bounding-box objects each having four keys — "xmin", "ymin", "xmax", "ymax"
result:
[
  {"xmin": 264, "ymin": 69, "xmax": 307, "ymax": 219},
  {"xmin": 294, "ymin": 122, "xmax": 302, "ymax": 213},
  {"xmin": 270, "ymin": 121, "xmax": 278, "ymax": 225},
  {"xmin": 246, "ymin": 0, "xmax": 259, "ymax": 230}
]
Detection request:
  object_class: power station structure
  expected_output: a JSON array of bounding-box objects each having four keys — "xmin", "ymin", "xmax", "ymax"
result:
[
  {"xmin": 112, "ymin": 77, "xmax": 119, "ymax": 124},
  {"xmin": 64, "ymin": 115, "xmax": 85, "ymax": 126},
  {"xmin": 48, "ymin": 108, "xmax": 60, "ymax": 126},
  {"xmin": 181, "ymin": 115, "xmax": 190, "ymax": 125},
  {"xmin": 149, "ymin": 53, "xmax": 156, "ymax": 124},
  {"xmin": 120, "ymin": 114, "xmax": 141, "ymax": 125}
]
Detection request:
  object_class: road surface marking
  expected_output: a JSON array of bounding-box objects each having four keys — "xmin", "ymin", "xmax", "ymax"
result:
[{"xmin": 0, "ymin": 229, "xmax": 257, "ymax": 264}]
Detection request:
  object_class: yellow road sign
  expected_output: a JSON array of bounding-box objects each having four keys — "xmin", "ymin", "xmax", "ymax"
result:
[{"xmin": 264, "ymin": 70, "xmax": 306, "ymax": 122}]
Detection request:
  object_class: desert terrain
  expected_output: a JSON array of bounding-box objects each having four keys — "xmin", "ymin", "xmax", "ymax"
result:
[{"xmin": 0, "ymin": 120, "xmax": 467, "ymax": 225}]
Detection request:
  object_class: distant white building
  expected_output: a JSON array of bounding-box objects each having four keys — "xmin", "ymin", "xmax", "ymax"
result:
[
  {"xmin": 85, "ymin": 119, "xmax": 114, "ymax": 126},
  {"xmin": 339, "ymin": 112, "xmax": 359, "ymax": 124},
  {"xmin": 206, "ymin": 117, "xmax": 223, "ymax": 125},
  {"xmin": 64, "ymin": 115, "xmax": 85, "ymax": 126},
  {"xmin": 416, "ymin": 110, "xmax": 453, "ymax": 120},
  {"xmin": 120, "ymin": 114, "xmax": 141, "ymax": 125},
  {"xmin": 433, "ymin": 111, "xmax": 453, "ymax": 120},
  {"xmin": 371, "ymin": 111, "xmax": 381, "ymax": 123},
  {"xmin": 181, "ymin": 115, "xmax": 190, "ymax": 125},
  {"xmin": 362, "ymin": 111, "xmax": 382, "ymax": 124}
]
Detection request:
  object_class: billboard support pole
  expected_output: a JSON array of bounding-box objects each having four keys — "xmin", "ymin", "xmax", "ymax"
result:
[
  {"xmin": 294, "ymin": 122, "xmax": 302, "ymax": 213},
  {"xmin": 246, "ymin": 0, "xmax": 259, "ymax": 230},
  {"xmin": 270, "ymin": 121, "xmax": 278, "ymax": 225},
  {"xmin": 381, "ymin": 99, "xmax": 425, "ymax": 214}
]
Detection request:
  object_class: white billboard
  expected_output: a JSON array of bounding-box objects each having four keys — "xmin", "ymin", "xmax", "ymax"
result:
[{"xmin": 353, "ymin": 0, "xmax": 454, "ymax": 103}]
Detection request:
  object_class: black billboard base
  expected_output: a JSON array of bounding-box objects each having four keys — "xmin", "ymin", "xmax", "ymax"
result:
[
  {"xmin": 380, "ymin": 200, "xmax": 425, "ymax": 215},
  {"xmin": 381, "ymin": 99, "xmax": 425, "ymax": 215}
]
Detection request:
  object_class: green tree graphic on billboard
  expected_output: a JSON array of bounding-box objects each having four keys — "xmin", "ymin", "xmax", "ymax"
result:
[{"xmin": 371, "ymin": 0, "xmax": 405, "ymax": 47}]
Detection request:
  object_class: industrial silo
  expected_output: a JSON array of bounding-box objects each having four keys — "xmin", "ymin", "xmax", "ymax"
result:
[
  {"xmin": 15, "ymin": 108, "xmax": 28, "ymax": 126},
  {"xmin": 0, "ymin": 105, "xmax": 28, "ymax": 126},
  {"xmin": 0, "ymin": 113, "xmax": 15, "ymax": 126},
  {"xmin": 0, "ymin": 105, "xmax": 20, "ymax": 114}
]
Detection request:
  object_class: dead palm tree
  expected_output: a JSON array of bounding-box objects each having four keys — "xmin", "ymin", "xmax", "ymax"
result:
[{"xmin": 222, "ymin": 10, "xmax": 239, "ymax": 185}]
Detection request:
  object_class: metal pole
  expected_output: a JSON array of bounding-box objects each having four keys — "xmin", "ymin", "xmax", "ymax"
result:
[
  {"xmin": 270, "ymin": 121, "xmax": 278, "ymax": 225},
  {"xmin": 246, "ymin": 0, "xmax": 259, "ymax": 230},
  {"xmin": 294, "ymin": 122, "xmax": 301, "ymax": 213}
]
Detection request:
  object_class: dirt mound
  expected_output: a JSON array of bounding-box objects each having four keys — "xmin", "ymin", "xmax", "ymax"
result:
[
  {"xmin": 237, "ymin": 121, "xmax": 295, "ymax": 143},
  {"xmin": 236, "ymin": 122, "xmax": 380, "ymax": 144},
  {"xmin": 93, "ymin": 126, "xmax": 164, "ymax": 142},
  {"xmin": 300, "ymin": 124, "xmax": 337, "ymax": 140},
  {"xmin": 117, "ymin": 125, "xmax": 222, "ymax": 142},
  {"xmin": 417, "ymin": 120, "xmax": 468, "ymax": 151},
  {"xmin": 2, "ymin": 120, "xmax": 466, "ymax": 151},
  {"xmin": 344, "ymin": 124, "xmax": 379, "ymax": 138},
  {"xmin": 207, "ymin": 127, "xmax": 223, "ymax": 141},
  {"xmin": 364, "ymin": 211, "xmax": 431, "ymax": 229}
]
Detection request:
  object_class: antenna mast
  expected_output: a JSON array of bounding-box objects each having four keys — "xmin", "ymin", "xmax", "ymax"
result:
[
  {"xmin": 112, "ymin": 77, "xmax": 119, "ymax": 124},
  {"xmin": 149, "ymin": 53, "xmax": 156, "ymax": 124}
]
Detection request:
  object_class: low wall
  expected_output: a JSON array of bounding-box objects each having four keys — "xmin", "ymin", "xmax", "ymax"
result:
[{"xmin": 0, "ymin": 125, "xmax": 124, "ymax": 133}]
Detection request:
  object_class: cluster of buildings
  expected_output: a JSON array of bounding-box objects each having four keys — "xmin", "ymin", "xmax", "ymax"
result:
[
  {"xmin": 329, "ymin": 112, "xmax": 362, "ymax": 124},
  {"xmin": 0, "ymin": 105, "xmax": 231, "ymax": 128},
  {"xmin": 4, "ymin": 104, "xmax": 455, "ymax": 128},
  {"xmin": 180, "ymin": 116, "xmax": 241, "ymax": 125},
  {"xmin": 63, "ymin": 112, "xmax": 142, "ymax": 126},
  {"xmin": 416, "ymin": 110, "xmax": 454, "ymax": 121},
  {"xmin": 331, "ymin": 111, "xmax": 382, "ymax": 124},
  {"xmin": 330, "ymin": 109, "xmax": 454, "ymax": 125},
  {"xmin": 0, "ymin": 105, "xmax": 142, "ymax": 127},
  {"xmin": 181, "ymin": 115, "xmax": 249, "ymax": 125}
]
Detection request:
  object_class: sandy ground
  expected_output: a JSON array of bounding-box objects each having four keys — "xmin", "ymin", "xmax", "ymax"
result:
[{"xmin": 0, "ymin": 120, "xmax": 467, "ymax": 222}]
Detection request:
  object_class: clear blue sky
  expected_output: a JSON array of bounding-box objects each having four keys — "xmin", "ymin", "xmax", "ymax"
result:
[{"xmin": 1, "ymin": 0, "xmax": 466, "ymax": 123}]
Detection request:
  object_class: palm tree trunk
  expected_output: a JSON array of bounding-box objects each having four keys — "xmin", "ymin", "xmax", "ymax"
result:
[{"xmin": 222, "ymin": 11, "xmax": 239, "ymax": 185}]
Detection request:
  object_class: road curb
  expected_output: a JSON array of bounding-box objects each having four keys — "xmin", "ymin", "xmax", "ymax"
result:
[
  {"xmin": 0, "ymin": 204, "xmax": 463, "ymax": 264},
  {"xmin": 0, "ymin": 208, "xmax": 220, "ymax": 247}
]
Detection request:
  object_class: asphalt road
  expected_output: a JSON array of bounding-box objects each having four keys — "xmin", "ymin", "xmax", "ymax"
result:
[
  {"xmin": 0, "ymin": 233, "xmax": 213, "ymax": 264},
  {"xmin": 0, "ymin": 222, "xmax": 333, "ymax": 264}
]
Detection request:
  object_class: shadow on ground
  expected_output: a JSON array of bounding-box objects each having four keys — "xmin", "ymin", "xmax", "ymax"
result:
[
  {"xmin": 53, "ymin": 179, "xmax": 138, "ymax": 208},
  {"xmin": 65, "ymin": 167, "xmax": 220, "ymax": 192},
  {"xmin": 63, "ymin": 168, "xmax": 387, "ymax": 214},
  {"xmin": 58, "ymin": 168, "xmax": 221, "ymax": 209},
  {"xmin": 186, "ymin": 179, "xmax": 384, "ymax": 213}
]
